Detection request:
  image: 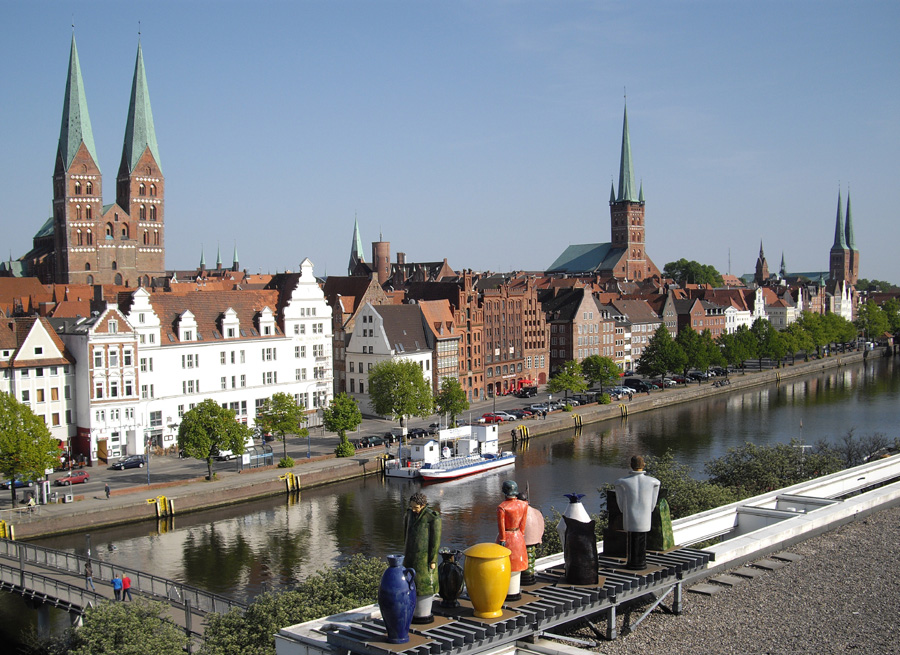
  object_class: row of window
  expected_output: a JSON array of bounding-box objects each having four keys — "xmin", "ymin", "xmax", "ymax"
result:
[
  {"xmin": 137, "ymin": 183, "xmax": 158, "ymax": 196},
  {"xmin": 94, "ymin": 347, "xmax": 133, "ymax": 369},
  {"xmin": 20, "ymin": 386, "xmax": 71, "ymax": 403},
  {"xmin": 486, "ymin": 363, "xmax": 524, "ymax": 378},
  {"xmin": 94, "ymin": 378, "xmax": 135, "ymax": 399},
  {"xmin": 95, "ymin": 407, "xmax": 135, "ymax": 423},
  {"xmin": 73, "ymin": 181, "xmax": 94, "ymax": 195},
  {"xmin": 4, "ymin": 365, "xmax": 70, "ymax": 379},
  {"xmin": 221, "ymin": 375, "xmax": 247, "ymax": 389}
]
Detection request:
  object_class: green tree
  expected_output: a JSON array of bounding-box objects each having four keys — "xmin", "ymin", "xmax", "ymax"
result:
[
  {"xmin": 433, "ymin": 377, "xmax": 469, "ymax": 427},
  {"xmin": 704, "ymin": 440, "xmax": 842, "ymax": 495},
  {"xmin": 782, "ymin": 322, "xmax": 814, "ymax": 363},
  {"xmin": 644, "ymin": 450, "xmax": 739, "ymax": 519},
  {"xmin": 855, "ymin": 300, "xmax": 889, "ymax": 342},
  {"xmin": 581, "ymin": 354, "xmax": 620, "ymax": 392},
  {"xmin": 855, "ymin": 278, "xmax": 897, "ymax": 293},
  {"xmin": 700, "ymin": 329, "xmax": 725, "ymax": 370},
  {"xmin": 881, "ymin": 298, "xmax": 900, "ymax": 334},
  {"xmin": 256, "ymin": 392, "xmax": 308, "ymax": 461},
  {"xmin": 637, "ymin": 325, "xmax": 686, "ymax": 379},
  {"xmin": 675, "ymin": 325, "xmax": 708, "ymax": 376},
  {"xmin": 749, "ymin": 318, "xmax": 785, "ymax": 367},
  {"xmin": 733, "ymin": 324, "xmax": 759, "ymax": 370},
  {"xmin": 547, "ymin": 360, "xmax": 587, "ymax": 401},
  {"xmin": 368, "ymin": 359, "xmax": 434, "ymax": 432},
  {"xmin": 323, "ymin": 392, "xmax": 362, "ymax": 457},
  {"xmin": 796, "ymin": 311, "xmax": 827, "ymax": 357},
  {"xmin": 201, "ymin": 554, "xmax": 384, "ymax": 655},
  {"xmin": 663, "ymin": 258, "xmax": 724, "ymax": 287},
  {"xmin": 822, "ymin": 311, "xmax": 857, "ymax": 347},
  {"xmin": 68, "ymin": 599, "xmax": 189, "ymax": 655},
  {"xmin": 0, "ymin": 392, "xmax": 60, "ymax": 507},
  {"xmin": 178, "ymin": 399, "xmax": 252, "ymax": 480}
]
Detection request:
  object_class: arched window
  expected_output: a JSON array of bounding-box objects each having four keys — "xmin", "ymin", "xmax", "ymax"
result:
[
  {"xmin": 86, "ymin": 181, "xmax": 93, "ymax": 195},
  {"xmin": 139, "ymin": 183, "xmax": 146, "ymax": 196},
  {"xmin": 150, "ymin": 205, "xmax": 157, "ymax": 221},
  {"xmin": 142, "ymin": 231, "xmax": 149, "ymax": 245},
  {"xmin": 74, "ymin": 181, "xmax": 82, "ymax": 195},
  {"xmin": 76, "ymin": 205, "xmax": 82, "ymax": 220},
  {"xmin": 121, "ymin": 225, "xmax": 129, "ymax": 239},
  {"xmin": 85, "ymin": 263, "xmax": 91, "ymax": 271},
  {"xmin": 150, "ymin": 184, "xmax": 156, "ymax": 197},
  {"xmin": 140, "ymin": 205, "xmax": 146, "ymax": 220},
  {"xmin": 86, "ymin": 275, "xmax": 94, "ymax": 285},
  {"xmin": 76, "ymin": 229, "xmax": 83, "ymax": 246},
  {"xmin": 153, "ymin": 230, "xmax": 160, "ymax": 245},
  {"xmin": 115, "ymin": 273, "xmax": 123, "ymax": 285},
  {"xmin": 85, "ymin": 206, "xmax": 92, "ymax": 219},
  {"xmin": 111, "ymin": 261, "xmax": 118, "ymax": 270},
  {"xmin": 105, "ymin": 223, "xmax": 113, "ymax": 238},
  {"xmin": 86, "ymin": 230, "xmax": 93, "ymax": 245}
]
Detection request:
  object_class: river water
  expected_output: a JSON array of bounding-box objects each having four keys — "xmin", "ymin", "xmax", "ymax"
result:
[{"xmin": 5, "ymin": 355, "xmax": 898, "ymax": 644}]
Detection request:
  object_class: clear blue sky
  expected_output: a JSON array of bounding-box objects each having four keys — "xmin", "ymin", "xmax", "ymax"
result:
[{"xmin": 3, "ymin": 1, "xmax": 898, "ymax": 282}]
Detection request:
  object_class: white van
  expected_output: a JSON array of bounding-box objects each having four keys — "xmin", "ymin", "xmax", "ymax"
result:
[{"xmin": 214, "ymin": 434, "xmax": 256, "ymax": 461}]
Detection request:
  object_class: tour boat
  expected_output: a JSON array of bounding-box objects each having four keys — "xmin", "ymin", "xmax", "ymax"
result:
[{"xmin": 384, "ymin": 424, "xmax": 515, "ymax": 482}]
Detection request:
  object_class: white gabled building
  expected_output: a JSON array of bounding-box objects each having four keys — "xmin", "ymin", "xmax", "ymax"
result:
[
  {"xmin": 345, "ymin": 303, "xmax": 433, "ymax": 417},
  {"xmin": 0, "ymin": 317, "xmax": 76, "ymax": 454},
  {"xmin": 120, "ymin": 258, "xmax": 333, "ymax": 452},
  {"xmin": 54, "ymin": 305, "xmax": 142, "ymax": 461}
]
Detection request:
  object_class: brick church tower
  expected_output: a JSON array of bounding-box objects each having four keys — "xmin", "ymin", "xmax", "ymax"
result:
[
  {"xmin": 829, "ymin": 190, "xmax": 859, "ymax": 286},
  {"xmin": 608, "ymin": 105, "xmax": 657, "ymax": 280},
  {"xmin": 50, "ymin": 37, "xmax": 164, "ymax": 286}
]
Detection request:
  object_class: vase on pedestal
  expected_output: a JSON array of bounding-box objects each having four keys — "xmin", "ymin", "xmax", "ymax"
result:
[
  {"xmin": 378, "ymin": 554, "xmax": 416, "ymax": 644},
  {"xmin": 463, "ymin": 543, "xmax": 511, "ymax": 619},
  {"xmin": 438, "ymin": 549, "xmax": 465, "ymax": 608}
]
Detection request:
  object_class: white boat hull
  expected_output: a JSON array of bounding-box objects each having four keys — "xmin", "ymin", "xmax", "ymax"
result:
[{"xmin": 419, "ymin": 453, "xmax": 515, "ymax": 482}]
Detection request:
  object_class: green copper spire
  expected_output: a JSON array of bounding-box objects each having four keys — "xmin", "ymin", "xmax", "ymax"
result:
[
  {"xmin": 58, "ymin": 35, "xmax": 99, "ymax": 171},
  {"xmin": 199, "ymin": 246, "xmax": 206, "ymax": 269},
  {"xmin": 831, "ymin": 190, "xmax": 847, "ymax": 250},
  {"xmin": 638, "ymin": 181, "xmax": 644, "ymax": 203},
  {"xmin": 233, "ymin": 242, "xmax": 239, "ymax": 266},
  {"xmin": 348, "ymin": 215, "xmax": 365, "ymax": 275},
  {"xmin": 844, "ymin": 191, "xmax": 857, "ymax": 251},
  {"xmin": 609, "ymin": 181, "xmax": 616, "ymax": 203},
  {"xmin": 121, "ymin": 41, "xmax": 162, "ymax": 174},
  {"xmin": 616, "ymin": 104, "xmax": 638, "ymax": 202},
  {"xmin": 216, "ymin": 244, "xmax": 222, "ymax": 268}
]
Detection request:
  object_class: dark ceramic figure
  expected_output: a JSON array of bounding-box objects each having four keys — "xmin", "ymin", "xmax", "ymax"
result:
[
  {"xmin": 437, "ymin": 549, "xmax": 465, "ymax": 607},
  {"xmin": 378, "ymin": 554, "xmax": 417, "ymax": 644},
  {"xmin": 562, "ymin": 515, "xmax": 599, "ymax": 585}
]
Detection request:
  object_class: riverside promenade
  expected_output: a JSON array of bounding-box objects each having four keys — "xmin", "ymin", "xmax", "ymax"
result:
[{"xmin": 3, "ymin": 348, "xmax": 883, "ymax": 540}]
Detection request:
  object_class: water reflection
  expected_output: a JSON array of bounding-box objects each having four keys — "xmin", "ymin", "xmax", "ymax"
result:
[{"xmin": 27, "ymin": 357, "xmax": 899, "ymax": 604}]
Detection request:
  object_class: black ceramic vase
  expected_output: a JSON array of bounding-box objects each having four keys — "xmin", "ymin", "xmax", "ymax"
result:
[
  {"xmin": 378, "ymin": 554, "xmax": 417, "ymax": 643},
  {"xmin": 437, "ymin": 549, "xmax": 465, "ymax": 607}
]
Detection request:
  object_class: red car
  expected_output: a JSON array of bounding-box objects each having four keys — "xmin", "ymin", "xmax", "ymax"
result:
[
  {"xmin": 55, "ymin": 470, "xmax": 90, "ymax": 486},
  {"xmin": 481, "ymin": 413, "xmax": 505, "ymax": 424}
]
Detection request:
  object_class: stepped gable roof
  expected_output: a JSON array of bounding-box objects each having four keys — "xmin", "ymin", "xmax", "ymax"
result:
[
  {"xmin": 145, "ymin": 289, "xmax": 282, "ymax": 343},
  {"xmin": 541, "ymin": 287, "xmax": 586, "ymax": 323},
  {"xmin": 264, "ymin": 272, "xmax": 302, "ymax": 318},
  {"xmin": 418, "ymin": 299, "xmax": 457, "ymax": 340},
  {"xmin": 610, "ymin": 299, "xmax": 660, "ymax": 324},
  {"xmin": 375, "ymin": 304, "xmax": 429, "ymax": 354}
]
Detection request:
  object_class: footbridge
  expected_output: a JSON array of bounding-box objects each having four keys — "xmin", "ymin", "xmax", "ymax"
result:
[{"xmin": 0, "ymin": 538, "xmax": 245, "ymax": 645}]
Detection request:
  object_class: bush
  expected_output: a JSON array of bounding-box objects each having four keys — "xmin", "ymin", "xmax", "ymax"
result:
[
  {"xmin": 334, "ymin": 440, "xmax": 356, "ymax": 458},
  {"xmin": 598, "ymin": 393, "xmax": 611, "ymax": 404},
  {"xmin": 277, "ymin": 456, "xmax": 295, "ymax": 468},
  {"xmin": 645, "ymin": 450, "xmax": 739, "ymax": 519},
  {"xmin": 562, "ymin": 404, "xmax": 573, "ymax": 412}
]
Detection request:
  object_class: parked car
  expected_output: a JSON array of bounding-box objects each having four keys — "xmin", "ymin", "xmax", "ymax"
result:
[
  {"xmin": 493, "ymin": 411, "xmax": 517, "ymax": 421},
  {"xmin": 55, "ymin": 470, "xmax": 90, "ymax": 486},
  {"xmin": 518, "ymin": 408, "xmax": 534, "ymax": 416},
  {"xmin": 529, "ymin": 403, "xmax": 549, "ymax": 412},
  {"xmin": 110, "ymin": 455, "xmax": 146, "ymax": 469},
  {"xmin": 481, "ymin": 413, "xmax": 505, "ymax": 424},
  {"xmin": 623, "ymin": 378, "xmax": 652, "ymax": 393},
  {"xmin": 0, "ymin": 476, "xmax": 34, "ymax": 490},
  {"xmin": 515, "ymin": 386, "xmax": 538, "ymax": 398}
]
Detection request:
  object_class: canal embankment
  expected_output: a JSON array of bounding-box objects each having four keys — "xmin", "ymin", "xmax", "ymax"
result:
[{"xmin": 7, "ymin": 348, "xmax": 888, "ymax": 539}]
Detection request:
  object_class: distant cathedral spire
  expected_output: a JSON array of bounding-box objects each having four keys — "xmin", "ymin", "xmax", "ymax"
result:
[
  {"xmin": 349, "ymin": 215, "xmax": 365, "ymax": 275},
  {"xmin": 616, "ymin": 104, "xmax": 638, "ymax": 202}
]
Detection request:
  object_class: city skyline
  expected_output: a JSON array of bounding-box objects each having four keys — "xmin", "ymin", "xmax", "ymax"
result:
[{"xmin": 3, "ymin": 2, "xmax": 898, "ymax": 283}]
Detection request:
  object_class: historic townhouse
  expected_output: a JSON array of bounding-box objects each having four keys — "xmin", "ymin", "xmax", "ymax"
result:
[
  {"xmin": 610, "ymin": 299, "xmax": 662, "ymax": 362},
  {"xmin": 418, "ymin": 300, "xmax": 461, "ymax": 394},
  {"xmin": 119, "ymin": 259, "xmax": 332, "ymax": 449},
  {"xmin": 54, "ymin": 305, "xmax": 141, "ymax": 462},
  {"xmin": 345, "ymin": 303, "xmax": 432, "ymax": 417},
  {"xmin": 0, "ymin": 317, "xmax": 76, "ymax": 450},
  {"xmin": 541, "ymin": 287, "xmax": 612, "ymax": 374}
]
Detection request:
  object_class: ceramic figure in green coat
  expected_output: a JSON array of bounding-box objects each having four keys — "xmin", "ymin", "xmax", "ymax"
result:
[{"xmin": 403, "ymin": 492, "xmax": 442, "ymax": 623}]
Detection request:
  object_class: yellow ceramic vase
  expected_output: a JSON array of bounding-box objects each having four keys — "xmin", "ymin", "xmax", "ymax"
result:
[{"xmin": 463, "ymin": 542, "xmax": 511, "ymax": 618}]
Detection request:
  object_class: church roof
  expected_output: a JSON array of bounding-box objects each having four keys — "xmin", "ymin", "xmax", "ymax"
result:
[
  {"xmin": 58, "ymin": 35, "xmax": 99, "ymax": 171},
  {"xmin": 546, "ymin": 242, "xmax": 624, "ymax": 275},
  {"xmin": 120, "ymin": 42, "xmax": 162, "ymax": 174}
]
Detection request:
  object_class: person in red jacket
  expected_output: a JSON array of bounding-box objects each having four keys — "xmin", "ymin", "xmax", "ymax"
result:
[{"xmin": 122, "ymin": 574, "xmax": 133, "ymax": 601}]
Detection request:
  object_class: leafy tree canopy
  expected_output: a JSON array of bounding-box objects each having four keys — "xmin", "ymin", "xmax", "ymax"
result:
[
  {"xmin": 855, "ymin": 278, "xmax": 897, "ymax": 293},
  {"xmin": 882, "ymin": 297, "xmax": 900, "ymax": 333},
  {"xmin": 0, "ymin": 392, "xmax": 60, "ymax": 507},
  {"xmin": 663, "ymin": 258, "xmax": 724, "ymax": 287},
  {"xmin": 368, "ymin": 359, "xmax": 433, "ymax": 427},
  {"xmin": 637, "ymin": 325, "xmax": 686, "ymax": 378},
  {"xmin": 855, "ymin": 300, "xmax": 889, "ymax": 340},
  {"xmin": 178, "ymin": 399, "xmax": 252, "ymax": 480},
  {"xmin": 256, "ymin": 392, "xmax": 308, "ymax": 460},
  {"xmin": 645, "ymin": 450, "xmax": 739, "ymax": 519},
  {"xmin": 68, "ymin": 599, "xmax": 189, "ymax": 655},
  {"xmin": 434, "ymin": 377, "xmax": 469, "ymax": 427},
  {"xmin": 547, "ymin": 360, "xmax": 587, "ymax": 399},
  {"xmin": 323, "ymin": 393, "xmax": 362, "ymax": 457},
  {"xmin": 675, "ymin": 325, "xmax": 708, "ymax": 374},
  {"xmin": 581, "ymin": 355, "xmax": 620, "ymax": 391}
]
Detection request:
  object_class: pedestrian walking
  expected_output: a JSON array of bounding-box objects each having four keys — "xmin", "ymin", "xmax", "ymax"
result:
[
  {"xmin": 112, "ymin": 573, "xmax": 122, "ymax": 600},
  {"xmin": 84, "ymin": 561, "xmax": 95, "ymax": 591},
  {"xmin": 104, "ymin": 483, "xmax": 110, "ymax": 500},
  {"xmin": 122, "ymin": 574, "xmax": 133, "ymax": 601}
]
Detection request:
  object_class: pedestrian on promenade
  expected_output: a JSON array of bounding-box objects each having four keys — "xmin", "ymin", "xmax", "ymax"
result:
[
  {"xmin": 104, "ymin": 483, "xmax": 110, "ymax": 500},
  {"xmin": 112, "ymin": 573, "xmax": 122, "ymax": 600},
  {"xmin": 122, "ymin": 573, "xmax": 133, "ymax": 601},
  {"xmin": 84, "ymin": 561, "xmax": 95, "ymax": 591}
]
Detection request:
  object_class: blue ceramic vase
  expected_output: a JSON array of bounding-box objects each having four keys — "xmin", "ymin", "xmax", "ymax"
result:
[
  {"xmin": 378, "ymin": 554, "xmax": 417, "ymax": 644},
  {"xmin": 437, "ymin": 549, "xmax": 465, "ymax": 607}
]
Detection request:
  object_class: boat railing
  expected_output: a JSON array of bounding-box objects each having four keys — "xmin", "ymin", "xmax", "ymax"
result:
[{"xmin": 422, "ymin": 455, "xmax": 481, "ymax": 470}]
